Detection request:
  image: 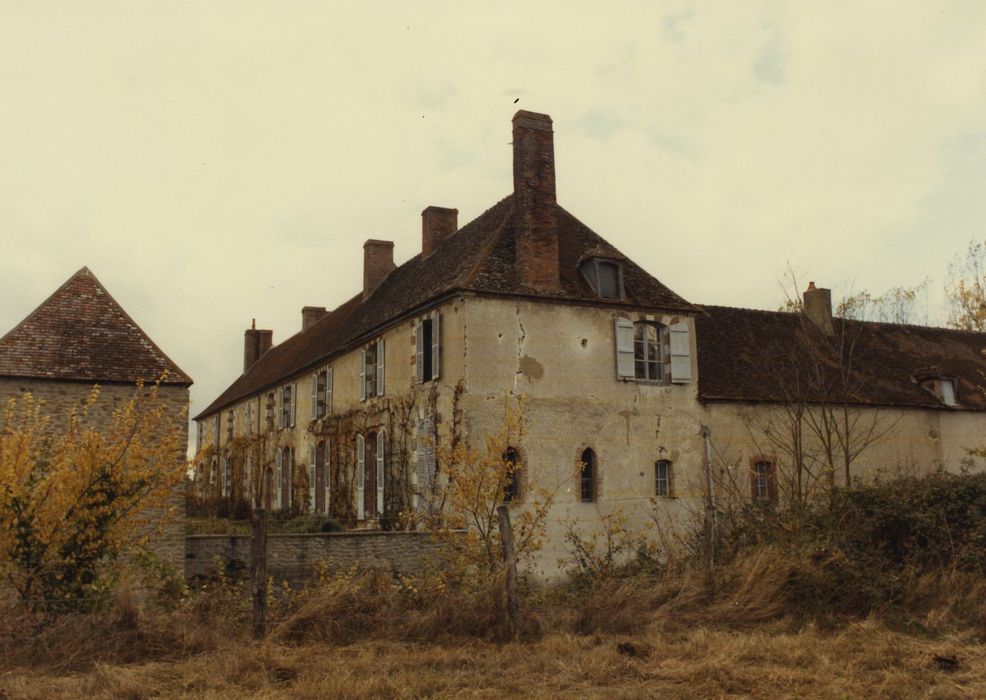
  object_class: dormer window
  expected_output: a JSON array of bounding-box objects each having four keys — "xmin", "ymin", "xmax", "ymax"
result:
[
  {"xmin": 938, "ymin": 378, "xmax": 957, "ymax": 406},
  {"xmin": 580, "ymin": 259, "xmax": 623, "ymax": 300}
]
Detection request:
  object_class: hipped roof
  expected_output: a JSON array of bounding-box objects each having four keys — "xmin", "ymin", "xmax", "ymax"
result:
[
  {"xmin": 196, "ymin": 195, "xmax": 696, "ymax": 419},
  {"xmin": 696, "ymin": 305, "xmax": 986, "ymax": 410},
  {"xmin": 0, "ymin": 267, "xmax": 192, "ymax": 386}
]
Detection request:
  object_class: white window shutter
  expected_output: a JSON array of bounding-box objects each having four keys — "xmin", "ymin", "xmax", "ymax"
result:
[
  {"xmin": 275, "ymin": 449, "xmax": 283, "ymax": 509},
  {"xmin": 415, "ymin": 320, "xmax": 424, "ymax": 384},
  {"xmin": 311, "ymin": 375, "xmax": 318, "ymax": 419},
  {"xmin": 359, "ymin": 349, "xmax": 366, "ymax": 401},
  {"xmin": 376, "ymin": 339, "xmax": 385, "ymax": 397},
  {"xmin": 376, "ymin": 431, "xmax": 385, "ymax": 515},
  {"xmin": 356, "ymin": 434, "xmax": 365, "ymax": 520},
  {"xmin": 286, "ymin": 447, "xmax": 293, "ymax": 509},
  {"xmin": 291, "ymin": 383, "xmax": 297, "ymax": 426},
  {"xmin": 308, "ymin": 444, "xmax": 316, "ymax": 514},
  {"xmin": 669, "ymin": 322, "xmax": 692, "ymax": 383},
  {"xmin": 615, "ymin": 317, "xmax": 635, "ymax": 379},
  {"xmin": 326, "ymin": 367, "xmax": 333, "ymax": 415},
  {"xmin": 416, "ymin": 420, "xmax": 427, "ymax": 496},
  {"xmin": 277, "ymin": 387, "xmax": 285, "ymax": 429},
  {"xmin": 323, "ymin": 437, "xmax": 332, "ymax": 515},
  {"xmin": 431, "ymin": 312, "xmax": 441, "ymax": 381}
]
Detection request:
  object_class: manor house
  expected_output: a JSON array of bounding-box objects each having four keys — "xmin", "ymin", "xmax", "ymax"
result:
[{"xmin": 193, "ymin": 110, "xmax": 986, "ymax": 574}]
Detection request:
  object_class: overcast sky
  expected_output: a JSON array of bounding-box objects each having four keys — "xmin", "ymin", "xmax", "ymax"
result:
[{"xmin": 2, "ymin": 2, "xmax": 986, "ymax": 430}]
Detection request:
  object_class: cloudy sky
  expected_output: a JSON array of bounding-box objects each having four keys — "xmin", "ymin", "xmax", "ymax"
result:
[{"xmin": 2, "ymin": 1, "xmax": 986, "ymax": 431}]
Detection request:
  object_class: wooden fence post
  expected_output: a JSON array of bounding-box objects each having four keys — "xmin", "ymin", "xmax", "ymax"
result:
[
  {"xmin": 251, "ymin": 507, "xmax": 268, "ymax": 639},
  {"xmin": 496, "ymin": 504, "xmax": 519, "ymax": 632}
]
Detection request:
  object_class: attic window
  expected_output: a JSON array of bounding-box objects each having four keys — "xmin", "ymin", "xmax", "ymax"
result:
[
  {"xmin": 580, "ymin": 259, "xmax": 623, "ymax": 300},
  {"xmin": 940, "ymin": 379, "xmax": 957, "ymax": 406}
]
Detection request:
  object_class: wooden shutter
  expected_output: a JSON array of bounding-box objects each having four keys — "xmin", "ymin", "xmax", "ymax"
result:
[
  {"xmin": 359, "ymin": 349, "xmax": 366, "ymax": 401},
  {"xmin": 308, "ymin": 444, "xmax": 316, "ymax": 513},
  {"xmin": 416, "ymin": 418, "xmax": 436, "ymax": 500},
  {"xmin": 415, "ymin": 320, "xmax": 424, "ymax": 384},
  {"xmin": 376, "ymin": 431, "xmax": 385, "ymax": 515},
  {"xmin": 311, "ymin": 375, "xmax": 318, "ymax": 419},
  {"xmin": 275, "ymin": 449, "xmax": 283, "ymax": 509},
  {"xmin": 323, "ymin": 437, "xmax": 332, "ymax": 515},
  {"xmin": 277, "ymin": 387, "xmax": 284, "ymax": 429},
  {"xmin": 376, "ymin": 339, "xmax": 385, "ymax": 397},
  {"xmin": 669, "ymin": 322, "xmax": 691, "ymax": 383},
  {"xmin": 431, "ymin": 312, "xmax": 441, "ymax": 381},
  {"xmin": 356, "ymin": 434, "xmax": 365, "ymax": 519},
  {"xmin": 291, "ymin": 383, "xmax": 298, "ymax": 426},
  {"xmin": 326, "ymin": 367, "xmax": 333, "ymax": 415},
  {"xmin": 615, "ymin": 317, "xmax": 635, "ymax": 379}
]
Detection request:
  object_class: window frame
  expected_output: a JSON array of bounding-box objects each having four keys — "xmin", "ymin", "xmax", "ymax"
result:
[
  {"xmin": 655, "ymin": 459, "xmax": 673, "ymax": 498},
  {"xmin": 633, "ymin": 321, "xmax": 668, "ymax": 384},
  {"xmin": 579, "ymin": 448, "xmax": 597, "ymax": 503},
  {"xmin": 579, "ymin": 258, "xmax": 625, "ymax": 300},
  {"xmin": 751, "ymin": 460, "xmax": 778, "ymax": 506}
]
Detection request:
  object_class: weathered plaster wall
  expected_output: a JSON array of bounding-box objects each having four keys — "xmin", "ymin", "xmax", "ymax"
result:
[
  {"xmin": 185, "ymin": 530, "xmax": 456, "ymax": 585},
  {"xmin": 0, "ymin": 378, "xmax": 189, "ymax": 573}
]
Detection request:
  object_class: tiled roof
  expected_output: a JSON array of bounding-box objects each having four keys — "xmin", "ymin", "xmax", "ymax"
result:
[
  {"xmin": 195, "ymin": 195, "xmax": 696, "ymax": 419},
  {"xmin": 0, "ymin": 267, "xmax": 192, "ymax": 386},
  {"xmin": 696, "ymin": 305, "xmax": 986, "ymax": 410}
]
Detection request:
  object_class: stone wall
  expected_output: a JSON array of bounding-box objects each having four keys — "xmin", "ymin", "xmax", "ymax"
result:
[
  {"xmin": 0, "ymin": 377, "xmax": 189, "ymax": 573},
  {"xmin": 185, "ymin": 530, "xmax": 456, "ymax": 585}
]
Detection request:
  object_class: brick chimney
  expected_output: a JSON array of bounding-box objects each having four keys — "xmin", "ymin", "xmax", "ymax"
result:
[
  {"xmin": 363, "ymin": 239, "xmax": 396, "ymax": 299},
  {"xmin": 421, "ymin": 206, "xmax": 458, "ymax": 257},
  {"xmin": 803, "ymin": 282, "xmax": 835, "ymax": 335},
  {"xmin": 302, "ymin": 306, "xmax": 327, "ymax": 330},
  {"xmin": 513, "ymin": 110, "xmax": 559, "ymax": 291},
  {"xmin": 244, "ymin": 320, "xmax": 274, "ymax": 373}
]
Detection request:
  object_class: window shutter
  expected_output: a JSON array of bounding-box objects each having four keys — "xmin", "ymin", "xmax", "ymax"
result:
[
  {"xmin": 311, "ymin": 375, "xmax": 318, "ymax": 419},
  {"xmin": 291, "ymin": 383, "xmax": 298, "ymax": 426},
  {"xmin": 376, "ymin": 431, "xmax": 385, "ymax": 515},
  {"xmin": 356, "ymin": 434, "xmax": 365, "ymax": 520},
  {"xmin": 431, "ymin": 312, "xmax": 441, "ymax": 381},
  {"xmin": 415, "ymin": 320, "xmax": 424, "ymax": 384},
  {"xmin": 323, "ymin": 437, "xmax": 332, "ymax": 515},
  {"xmin": 275, "ymin": 449, "xmax": 283, "ymax": 509},
  {"xmin": 359, "ymin": 349, "xmax": 366, "ymax": 401},
  {"xmin": 416, "ymin": 419, "xmax": 428, "ymax": 496},
  {"xmin": 308, "ymin": 444, "xmax": 316, "ymax": 513},
  {"xmin": 376, "ymin": 339, "xmax": 385, "ymax": 397},
  {"xmin": 326, "ymin": 367, "xmax": 333, "ymax": 415},
  {"xmin": 277, "ymin": 387, "xmax": 285, "ymax": 429},
  {"xmin": 615, "ymin": 317, "xmax": 635, "ymax": 379},
  {"xmin": 669, "ymin": 322, "xmax": 691, "ymax": 383}
]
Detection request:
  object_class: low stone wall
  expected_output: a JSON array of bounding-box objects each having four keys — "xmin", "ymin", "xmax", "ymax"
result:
[{"xmin": 186, "ymin": 530, "xmax": 455, "ymax": 584}]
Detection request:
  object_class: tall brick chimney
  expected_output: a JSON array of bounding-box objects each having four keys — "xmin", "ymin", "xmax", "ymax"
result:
[
  {"xmin": 421, "ymin": 206, "xmax": 458, "ymax": 257},
  {"xmin": 302, "ymin": 306, "xmax": 327, "ymax": 330},
  {"xmin": 244, "ymin": 320, "xmax": 274, "ymax": 373},
  {"xmin": 513, "ymin": 110, "xmax": 559, "ymax": 291},
  {"xmin": 363, "ymin": 239, "xmax": 396, "ymax": 299},
  {"xmin": 803, "ymin": 282, "xmax": 835, "ymax": 335}
]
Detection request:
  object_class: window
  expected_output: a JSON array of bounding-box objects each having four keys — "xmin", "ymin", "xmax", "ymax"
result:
[
  {"xmin": 196, "ymin": 422, "xmax": 203, "ymax": 452},
  {"xmin": 655, "ymin": 459, "xmax": 672, "ymax": 497},
  {"xmin": 751, "ymin": 461, "xmax": 777, "ymax": 505},
  {"xmin": 246, "ymin": 402, "xmax": 253, "ymax": 436},
  {"xmin": 279, "ymin": 384, "xmax": 296, "ymax": 428},
  {"xmin": 416, "ymin": 314, "xmax": 441, "ymax": 383},
  {"xmin": 226, "ymin": 409, "xmax": 234, "ymax": 442},
  {"xmin": 276, "ymin": 446, "xmax": 293, "ymax": 510},
  {"xmin": 356, "ymin": 431, "xmax": 386, "ymax": 519},
  {"xmin": 615, "ymin": 318, "xmax": 692, "ymax": 384},
  {"xmin": 580, "ymin": 259, "xmax": 623, "ymax": 300},
  {"xmin": 312, "ymin": 369, "xmax": 327, "ymax": 420},
  {"xmin": 213, "ymin": 415, "xmax": 220, "ymax": 445},
  {"xmin": 210, "ymin": 457, "xmax": 218, "ymax": 488},
  {"xmin": 360, "ymin": 340, "xmax": 385, "ymax": 400},
  {"xmin": 580, "ymin": 448, "xmax": 597, "ymax": 503},
  {"xmin": 634, "ymin": 322, "xmax": 667, "ymax": 382},
  {"xmin": 265, "ymin": 391, "xmax": 276, "ymax": 432},
  {"xmin": 221, "ymin": 456, "xmax": 231, "ymax": 498},
  {"xmin": 503, "ymin": 447, "xmax": 521, "ymax": 503}
]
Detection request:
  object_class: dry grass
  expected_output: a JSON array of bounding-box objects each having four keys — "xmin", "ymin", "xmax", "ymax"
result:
[{"xmin": 3, "ymin": 619, "xmax": 985, "ymax": 699}]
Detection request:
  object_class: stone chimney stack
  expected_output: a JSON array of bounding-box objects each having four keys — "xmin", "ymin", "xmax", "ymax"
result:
[
  {"xmin": 244, "ymin": 319, "xmax": 274, "ymax": 373},
  {"xmin": 363, "ymin": 239, "xmax": 396, "ymax": 299},
  {"xmin": 803, "ymin": 282, "xmax": 835, "ymax": 335},
  {"xmin": 512, "ymin": 110, "xmax": 559, "ymax": 291},
  {"xmin": 421, "ymin": 206, "xmax": 458, "ymax": 257},
  {"xmin": 302, "ymin": 306, "xmax": 327, "ymax": 331}
]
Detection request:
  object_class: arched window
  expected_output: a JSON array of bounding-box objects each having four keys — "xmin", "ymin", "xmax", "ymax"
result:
[
  {"xmin": 580, "ymin": 448, "xmax": 597, "ymax": 503},
  {"xmin": 503, "ymin": 447, "xmax": 521, "ymax": 503},
  {"xmin": 634, "ymin": 322, "xmax": 667, "ymax": 382}
]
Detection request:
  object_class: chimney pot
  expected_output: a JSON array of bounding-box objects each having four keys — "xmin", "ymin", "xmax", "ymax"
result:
[
  {"xmin": 803, "ymin": 283, "xmax": 834, "ymax": 335},
  {"xmin": 302, "ymin": 306, "xmax": 327, "ymax": 331},
  {"xmin": 421, "ymin": 206, "xmax": 458, "ymax": 257},
  {"xmin": 512, "ymin": 110, "xmax": 559, "ymax": 291},
  {"xmin": 363, "ymin": 239, "xmax": 396, "ymax": 299}
]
